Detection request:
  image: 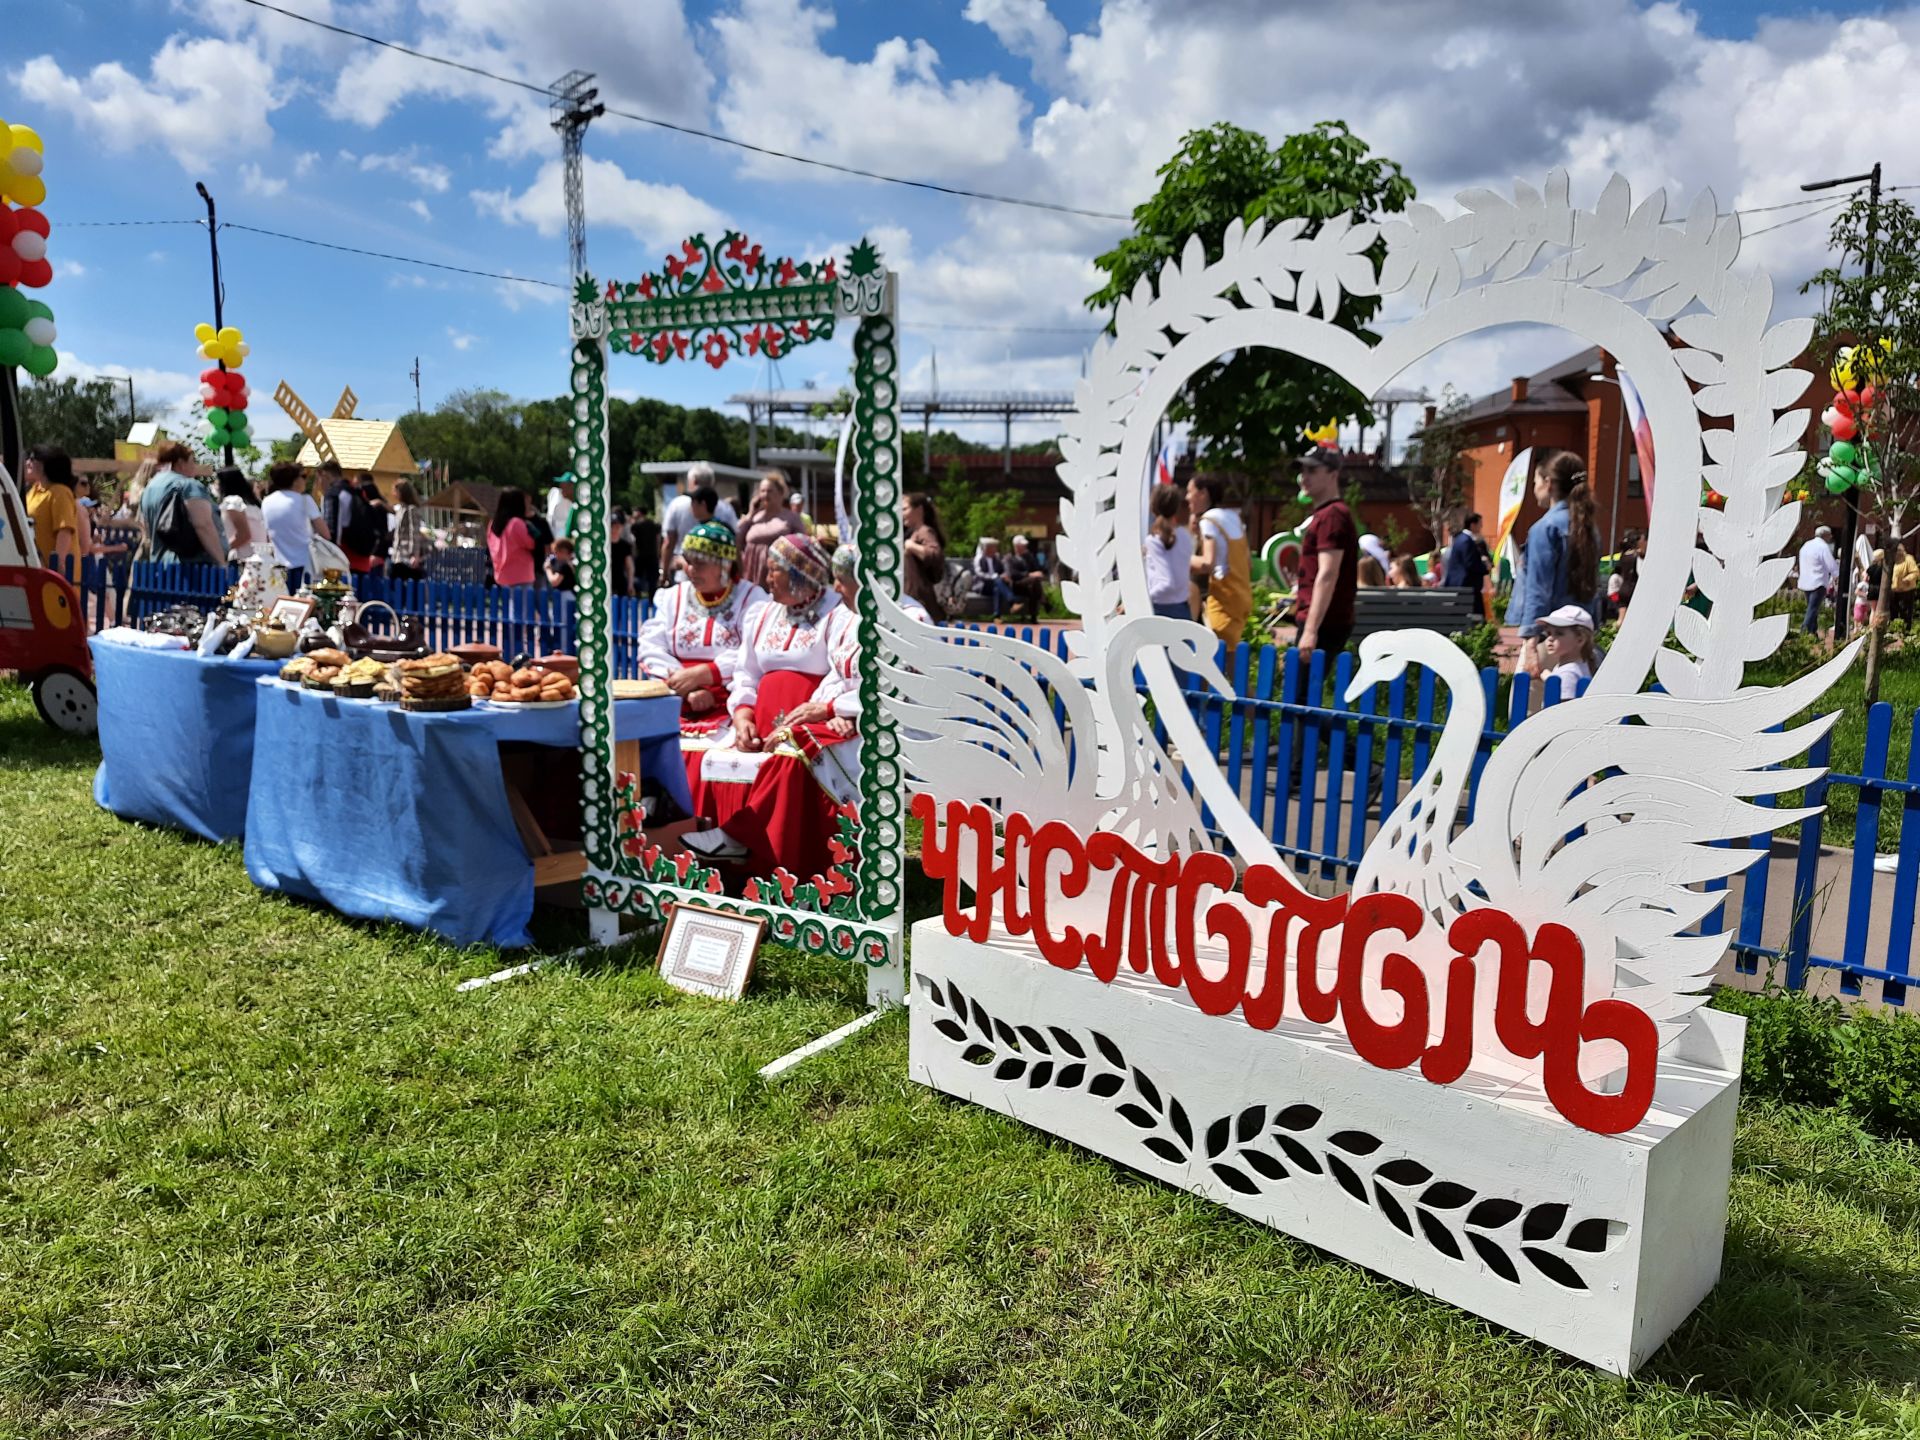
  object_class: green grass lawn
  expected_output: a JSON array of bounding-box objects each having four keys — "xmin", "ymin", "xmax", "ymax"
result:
[{"xmin": 5, "ymin": 677, "xmax": 1920, "ymax": 1437}]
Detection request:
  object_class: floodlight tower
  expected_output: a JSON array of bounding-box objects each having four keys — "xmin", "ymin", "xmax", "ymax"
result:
[{"xmin": 550, "ymin": 70, "xmax": 605, "ymax": 278}]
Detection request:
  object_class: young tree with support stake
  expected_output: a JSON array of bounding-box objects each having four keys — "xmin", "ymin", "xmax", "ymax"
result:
[
  {"xmin": 1404, "ymin": 384, "xmax": 1470, "ymax": 553},
  {"xmin": 1805, "ymin": 192, "xmax": 1920, "ymax": 702}
]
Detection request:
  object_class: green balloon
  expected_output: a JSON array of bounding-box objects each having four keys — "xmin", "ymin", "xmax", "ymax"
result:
[
  {"xmin": 0, "ymin": 290, "xmax": 28, "ymax": 330},
  {"xmin": 1826, "ymin": 472, "xmax": 1852, "ymax": 495},
  {"xmin": 207, "ymin": 406, "xmax": 230, "ymax": 427},
  {"xmin": 1296, "ymin": 488, "xmax": 1313, "ymax": 505},
  {"xmin": 228, "ymin": 427, "xmax": 251, "ymax": 449},
  {"xmin": 22, "ymin": 345, "xmax": 57, "ymax": 378},
  {"xmin": 24, "ymin": 298, "xmax": 52, "ymax": 323},
  {"xmin": 0, "ymin": 328, "xmax": 29, "ymax": 368},
  {"xmin": 1833, "ymin": 463, "xmax": 1858, "ymax": 486},
  {"xmin": 1828, "ymin": 440, "xmax": 1858, "ymax": 466}
]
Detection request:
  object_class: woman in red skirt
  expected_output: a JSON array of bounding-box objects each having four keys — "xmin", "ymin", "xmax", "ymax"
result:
[{"xmin": 684, "ymin": 534, "xmax": 852, "ymax": 882}]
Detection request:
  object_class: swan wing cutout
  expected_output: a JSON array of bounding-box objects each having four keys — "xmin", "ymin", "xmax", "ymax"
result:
[{"xmin": 1455, "ymin": 640, "xmax": 1861, "ymax": 1025}]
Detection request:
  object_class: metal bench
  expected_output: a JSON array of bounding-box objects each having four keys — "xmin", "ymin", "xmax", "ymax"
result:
[{"xmin": 1350, "ymin": 586, "xmax": 1484, "ymax": 641}]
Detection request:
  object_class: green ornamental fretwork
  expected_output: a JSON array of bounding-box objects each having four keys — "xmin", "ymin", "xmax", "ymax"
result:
[{"xmin": 567, "ymin": 232, "xmax": 904, "ymax": 990}]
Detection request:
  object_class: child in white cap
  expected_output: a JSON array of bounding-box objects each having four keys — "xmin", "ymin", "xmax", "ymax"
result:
[{"xmin": 1536, "ymin": 603, "xmax": 1597, "ymax": 689}]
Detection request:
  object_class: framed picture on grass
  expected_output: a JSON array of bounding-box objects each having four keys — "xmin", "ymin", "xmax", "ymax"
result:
[{"xmin": 657, "ymin": 902, "xmax": 766, "ymax": 1001}]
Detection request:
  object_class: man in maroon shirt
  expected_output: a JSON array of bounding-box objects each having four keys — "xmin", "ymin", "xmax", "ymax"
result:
[{"xmin": 1295, "ymin": 449, "xmax": 1358, "ymax": 658}]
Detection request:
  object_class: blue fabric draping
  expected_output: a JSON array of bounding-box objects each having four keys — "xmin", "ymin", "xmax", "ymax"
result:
[
  {"xmin": 91, "ymin": 638, "xmax": 280, "ymax": 843},
  {"xmin": 242, "ymin": 684, "xmax": 685, "ymax": 948}
]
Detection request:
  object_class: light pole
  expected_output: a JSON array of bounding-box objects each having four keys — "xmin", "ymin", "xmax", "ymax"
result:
[
  {"xmin": 1801, "ymin": 162, "xmax": 1879, "ymax": 643},
  {"xmin": 102, "ymin": 373, "xmax": 135, "ymax": 432},
  {"xmin": 193, "ymin": 181, "xmax": 233, "ymax": 466},
  {"xmin": 1588, "ymin": 370, "xmax": 1629, "ymax": 558}
]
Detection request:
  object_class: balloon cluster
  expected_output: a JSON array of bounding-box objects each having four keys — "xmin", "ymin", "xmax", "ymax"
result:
[
  {"xmin": 200, "ymin": 366, "xmax": 251, "ymax": 450},
  {"xmin": 0, "ymin": 120, "xmax": 54, "ymax": 376},
  {"xmin": 195, "ymin": 322, "xmax": 249, "ymax": 367},
  {"xmin": 1817, "ymin": 359, "xmax": 1882, "ymax": 496},
  {"xmin": 0, "ymin": 288, "xmax": 56, "ymax": 375}
]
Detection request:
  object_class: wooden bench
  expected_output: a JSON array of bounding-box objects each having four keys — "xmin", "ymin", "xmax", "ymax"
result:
[{"xmin": 1349, "ymin": 586, "xmax": 1484, "ymax": 641}]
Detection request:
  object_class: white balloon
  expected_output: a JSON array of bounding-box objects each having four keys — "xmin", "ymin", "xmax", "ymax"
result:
[
  {"xmin": 200, "ymin": 383, "xmax": 218, "ymax": 401},
  {"xmin": 10, "ymin": 150, "xmax": 42, "ymax": 179},
  {"xmin": 13, "ymin": 232, "xmax": 45, "ymax": 262},
  {"xmin": 23, "ymin": 316, "xmax": 55, "ymax": 346}
]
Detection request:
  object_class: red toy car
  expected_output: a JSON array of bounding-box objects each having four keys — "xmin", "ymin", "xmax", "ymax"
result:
[{"xmin": 0, "ymin": 463, "xmax": 97, "ymax": 733}]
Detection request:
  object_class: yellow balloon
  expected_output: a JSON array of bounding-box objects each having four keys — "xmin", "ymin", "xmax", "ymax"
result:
[
  {"xmin": 1304, "ymin": 418, "xmax": 1340, "ymax": 446},
  {"xmin": 9, "ymin": 125, "xmax": 42, "ymax": 155},
  {"xmin": 195, "ymin": 322, "xmax": 216, "ymax": 343},
  {"xmin": 5, "ymin": 175, "xmax": 44, "ymax": 207},
  {"xmin": 0, "ymin": 128, "xmax": 12, "ymax": 162},
  {"xmin": 217, "ymin": 326, "xmax": 241, "ymax": 346}
]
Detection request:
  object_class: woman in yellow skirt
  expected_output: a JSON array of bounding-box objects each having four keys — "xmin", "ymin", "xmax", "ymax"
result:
[{"xmin": 1186, "ymin": 472, "xmax": 1251, "ymax": 651}]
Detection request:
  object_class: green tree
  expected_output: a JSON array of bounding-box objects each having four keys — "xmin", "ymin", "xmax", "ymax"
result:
[
  {"xmin": 934, "ymin": 460, "xmax": 1019, "ymax": 558},
  {"xmin": 17, "ymin": 375, "xmax": 149, "ymax": 458},
  {"xmin": 1086, "ymin": 120, "xmax": 1414, "ymax": 473},
  {"xmin": 1804, "ymin": 193, "xmax": 1920, "ymax": 702}
]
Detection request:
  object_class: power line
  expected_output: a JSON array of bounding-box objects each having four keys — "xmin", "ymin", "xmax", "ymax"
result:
[
  {"xmin": 1742, "ymin": 200, "xmax": 1849, "ymax": 240},
  {"xmin": 65, "ymin": 219, "xmax": 207, "ymax": 228},
  {"xmin": 237, "ymin": 0, "xmax": 1131, "ymax": 222},
  {"xmin": 221, "ymin": 222, "xmax": 566, "ymax": 287}
]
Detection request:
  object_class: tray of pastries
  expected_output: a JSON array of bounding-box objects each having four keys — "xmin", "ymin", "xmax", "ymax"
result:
[
  {"xmin": 470, "ymin": 660, "xmax": 576, "ymax": 706},
  {"xmin": 397, "ymin": 653, "xmax": 472, "ymax": 711}
]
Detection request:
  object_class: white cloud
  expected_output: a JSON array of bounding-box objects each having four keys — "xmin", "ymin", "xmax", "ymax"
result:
[
  {"xmin": 361, "ymin": 148, "xmax": 453, "ymax": 193},
  {"xmin": 56, "ymin": 260, "xmax": 86, "ymax": 279},
  {"xmin": 964, "ymin": 0, "xmax": 1069, "ymax": 86},
  {"xmin": 712, "ymin": 0, "xmax": 1029, "ymax": 183},
  {"xmin": 13, "ymin": 36, "xmax": 280, "ymax": 172},
  {"xmin": 240, "ymin": 163, "xmax": 287, "ymax": 198},
  {"xmin": 311, "ymin": 0, "xmax": 710, "ymax": 167},
  {"xmin": 52, "ymin": 353, "xmax": 202, "ymax": 429},
  {"xmin": 447, "ymin": 327, "xmax": 477, "ymax": 351},
  {"xmin": 472, "ymin": 154, "xmax": 724, "ymax": 251},
  {"xmin": 293, "ymin": 150, "xmax": 320, "ymax": 178},
  {"xmin": 407, "ymin": 198, "xmax": 434, "ymax": 222}
]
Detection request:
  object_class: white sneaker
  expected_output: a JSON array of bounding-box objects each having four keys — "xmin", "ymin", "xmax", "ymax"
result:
[{"xmin": 683, "ymin": 827, "xmax": 749, "ymax": 860}]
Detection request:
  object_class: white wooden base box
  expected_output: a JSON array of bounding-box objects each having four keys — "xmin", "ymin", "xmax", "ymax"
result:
[{"xmin": 907, "ymin": 918, "xmax": 1746, "ymax": 1375}]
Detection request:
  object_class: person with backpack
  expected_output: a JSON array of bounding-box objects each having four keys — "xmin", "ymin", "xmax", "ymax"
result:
[
  {"xmin": 357, "ymin": 473, "xmax": 391, "ymax": 573},
  {"xmin": 321, "ymin": 460, "xmax": 377, "ymax": 574},
  {"xmin": 138, "ymin": 441, "xmax": 227, "ymax": 566}
]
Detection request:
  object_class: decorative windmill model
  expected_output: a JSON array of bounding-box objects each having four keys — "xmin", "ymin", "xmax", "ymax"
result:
[{"xmin": 273, "ymin": 381, "xmax": 359, "ymax": 465}]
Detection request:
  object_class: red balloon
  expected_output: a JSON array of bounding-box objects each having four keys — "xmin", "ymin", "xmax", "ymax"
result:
[
  {"xmin": 14, "ymin": 208, "xmax": 48, "ymax": 242},
  {"xmin": 200, "ymin": 366, "xmax": 224, "ymax": 385},
  {"xmin": 1830, "ymin": 413, "xmax": 1858, "ymax": 441},
  {"xmin": 1862, "ymin": 384, "xmax": 1879, "ymax": 409},
  {"xmin": 0, "ymin": 249, "xmax": 18, "ymax": 287},
  {"xmin": 226, "ymin": 392, "xmax": 248, "ymax": 411},
  {"xmin": 17, "ymin": 258, "xmax": 50, "ymax": 288}
]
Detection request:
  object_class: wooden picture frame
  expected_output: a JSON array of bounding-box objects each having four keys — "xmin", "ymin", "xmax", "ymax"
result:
[
  {"xmin": 266, "ymin": 596, "xmax": 315, "ymax": 631},
  {"xmin": 656, "ymin": 901, "xmax": 767, "ymax": 1000}
]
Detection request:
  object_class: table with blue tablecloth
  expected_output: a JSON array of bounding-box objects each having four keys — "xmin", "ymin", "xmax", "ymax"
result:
[
  {"xmin": 242, "ymin": 683, "xmax": 690, "ymax": 948},
  {"xmin": 90, "ymin": 636, "xmax": 281, "ymax": 843}
]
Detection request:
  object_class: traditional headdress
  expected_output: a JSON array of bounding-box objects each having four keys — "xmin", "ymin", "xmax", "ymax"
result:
[
  {"xmin": 683, "ymin": 520, "xmax": 738, "ymax": 563},
  {"xmin": 831, "ymin": 544, "xmax": 860, "ymax": 582},
  {"xmin": 770, "ymin": 532, "xmax": 832, "ymax": 596}
]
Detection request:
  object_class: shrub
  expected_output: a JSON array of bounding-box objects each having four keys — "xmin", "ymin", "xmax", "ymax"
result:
[
  {"xmin": 1449, "ymin": 623, "xmax": 1498, "ymax": 671},
  {"xmin": 1711, "ymin": 986, "xmax": 1920, "ymax": 1139}
]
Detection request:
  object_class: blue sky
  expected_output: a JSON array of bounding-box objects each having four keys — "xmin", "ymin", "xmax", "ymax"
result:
[{"xmin": 19, "ymin": 0, "xmax": 1920, "ymax": 454}]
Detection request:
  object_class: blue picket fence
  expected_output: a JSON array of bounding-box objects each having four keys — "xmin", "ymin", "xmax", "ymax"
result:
[
  {"xmin": 964, "ymin": 620, "xmax": 1920, "ymax": 1011},
  {"xmin": 61, "ymin": 556, "xmax": 658, "ymax": 675}
]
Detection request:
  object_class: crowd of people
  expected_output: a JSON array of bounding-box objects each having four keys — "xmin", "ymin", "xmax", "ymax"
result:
[{"xmin": 1796, "ymin": 523, "xmax": 1919, "ymax": 636}]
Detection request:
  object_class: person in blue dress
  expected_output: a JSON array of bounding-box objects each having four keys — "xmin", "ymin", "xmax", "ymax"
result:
[{"xmin": 1515, "ymin": 449, "xmax": 1600, "ymax": 676}]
